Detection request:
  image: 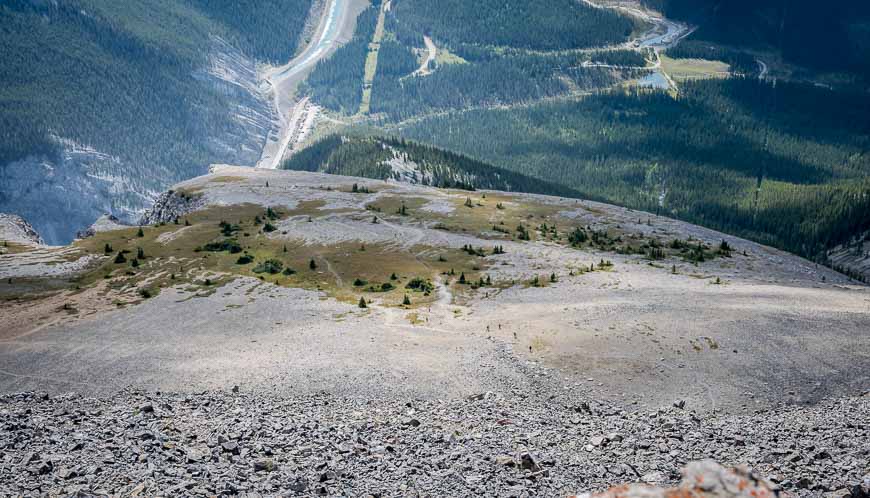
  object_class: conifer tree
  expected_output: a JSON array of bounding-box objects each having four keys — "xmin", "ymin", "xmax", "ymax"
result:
[{"xmin": 359, "ymin": 297, "xmax": 367, "ymax": 309}]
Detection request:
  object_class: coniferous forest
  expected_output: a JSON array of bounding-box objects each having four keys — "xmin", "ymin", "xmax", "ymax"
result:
[
  {"xmin": 395, "ymin": 78, "xmax": 870, "ymax": 261},
  {"xmin": 295, "ymin": 0, "xmax": 870, "ymax": 270}
]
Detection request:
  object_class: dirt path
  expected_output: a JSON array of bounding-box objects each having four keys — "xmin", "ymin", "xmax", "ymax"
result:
[{"xmin": 359, "ymin": 0, "xmax": 391, "ymax": 115}]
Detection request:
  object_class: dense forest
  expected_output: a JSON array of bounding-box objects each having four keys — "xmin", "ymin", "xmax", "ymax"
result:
[
  {"xmin": 388, "ymin": 0, "xmax": 636, "ymax": 51},
  {"xmin": 302, "ymin": 0, "xmax": 647, "ymax": 119},
  {"xmin": 0, "ymin": 0, "xmax": 313, "ymax": 241},
  {"xmin": 300, "ymin": 2, "xmax": 381, "ymax": 115},
  {"xmin": 281, "ymin": 135, "xmax": 583, "ymax": 198},
  {"xmin": 0, "ymin": 0, "xmax": 313, "ymax": 166},
  {"xmin": 370, "ymin": 55, "xmax": 633, "ymax": 121},
  {"xmin": 643, "ymin": 0, "xmax": 870, "ymax": 80},
  {"xmin": 395, "ymin": 78, "xmax": 870, "ymax": 261}
]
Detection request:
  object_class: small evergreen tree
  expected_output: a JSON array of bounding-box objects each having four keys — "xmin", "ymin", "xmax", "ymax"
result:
[
  {"xmin": 464, "ymin": 197, "xmax": 473, "ymax": 208},
  {"xmin": 459, "ymin": 272, "xmax": 467, "ymax": 284},
  {"xmin": 550, "ymin": 273, "xmax": 557, "ymax": 283},
  {"xmin": 114, "ymin": 251, "xmax": 126, "ymax": 264},
  {"xmin": 184, "ymin": 219, "xmax": 190, "ymax": 226},
  {"xmin": 131, "ymin": 258, "xmax": 139, "ymax": 268},
  {"xmin": 309, "ymin": 259, "xmax": 317, "ymax": 270},
  {"xmin": 136, "ymin": 227, "xmax": 144, "ymax": 237},
  {"xmin": 403, "ymin": 294, "xmax": 411, "ymax": 306},
  {"xmin": 358, "ymin": 297, "xmax": 367, "ymax": 309},
  {"xmin": 137, "ymin": 247, "xmax": 145, "ymax": 259},
  {"xmin": 104, "ymin": 243, "xmax": 113, "ymax": 254},
  {"xmin": 390, "ymin": 273, "xmax": 398, "ymax": 280}
]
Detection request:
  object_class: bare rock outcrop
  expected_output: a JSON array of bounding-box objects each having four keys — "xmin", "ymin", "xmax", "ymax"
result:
[
  {"xmin": 0, "ymin": 213, "xmax": 44, "ymax": 246},
  {"xmin": 75, "ymin": 214, "xmax": 130, "ymax": 239},
  {"xmin": 139, "ymin": 190, "xmax": 205, "ymax": 226}
]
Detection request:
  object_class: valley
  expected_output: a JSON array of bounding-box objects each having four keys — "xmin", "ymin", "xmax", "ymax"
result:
[{"xmin": 0, "ymin": 1, "xmax": 869, "ymax": 495}]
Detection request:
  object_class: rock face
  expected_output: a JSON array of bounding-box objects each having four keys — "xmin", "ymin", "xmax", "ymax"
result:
[
  {"xmin": 0, "ymin": 38, "xmax": 271, "ymax": 245},
  {"xmin": 0, "ymin": 213, "xmax": 44, "ymax": 246},
  {"xmin": 0, "ymin": 147, "xmax": 147, "ymax": 245},
  {"xmin": 138, "ymin": 190, "xmax": 206, "ymax": 226}
]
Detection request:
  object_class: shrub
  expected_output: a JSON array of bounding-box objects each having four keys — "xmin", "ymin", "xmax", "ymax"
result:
[
  {"xmin": 236, "ymin": 254, "xmax": 255, "ymax": 264},
  {"xmin": 253, "ymin": 259, "xmax": 284, "ymax": 275},
  {"xmin": 406, "ymin": 277, "xmax": 434, "ymax": 293},
  {"xmin": 201, "ymin": 239, "xmax": 243, "ymax": 254}
]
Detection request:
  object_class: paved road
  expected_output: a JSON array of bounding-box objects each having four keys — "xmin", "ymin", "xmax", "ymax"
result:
[{"xmin": 257, "ymin": 0, "xmax": 363, "ymax": 169}]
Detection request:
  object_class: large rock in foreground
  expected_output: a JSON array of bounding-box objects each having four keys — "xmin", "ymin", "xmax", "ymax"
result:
[{"xmin": 577, "ymin": 461, "xmax": 779, "ymax": 498}]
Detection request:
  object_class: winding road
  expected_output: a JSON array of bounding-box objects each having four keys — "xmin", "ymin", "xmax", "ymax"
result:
[{"xmin": 256, "ymin": 0, "xmax": 365, "ymax": 169}]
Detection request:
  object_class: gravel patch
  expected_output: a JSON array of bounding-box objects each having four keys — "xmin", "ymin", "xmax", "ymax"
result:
[{"xmin": 2, "ymin": 389, "xmax": 866, "ymax": 496}]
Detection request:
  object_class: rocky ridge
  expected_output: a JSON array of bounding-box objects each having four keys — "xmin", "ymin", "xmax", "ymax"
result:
[
  {"xmin": 139, "ymin": 190, "xmax": 207, "ymax": 226},
  {"xmin": 1, "ymin": 389, "xmax": 867, "ymax": 497},
  {"xmin": 75, "ymin": 214, "xmax": 130, "ymax": 240},
  {"xmin": 0, "ymin": 213, "xmax": 44, "ymax": 246}
]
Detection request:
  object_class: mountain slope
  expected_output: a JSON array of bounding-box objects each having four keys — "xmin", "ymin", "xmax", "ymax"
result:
[
  {"xmin": 1, "ymin": 165, "xmax": 867, "ymax": 407},
  {"xmin": 0, "ymin": 0, "xmax": 314, "ymax": 244},
  {"xmin": 281, "ymin": 135, "xmax": 585, "ymax": 198},
  {"xmin": 393, "ymin": 77, "xmax": 870, "ymax": 269},
  {"xmin": 644, "ymin": 0, "xmax": 870, "ymax": 81}
]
